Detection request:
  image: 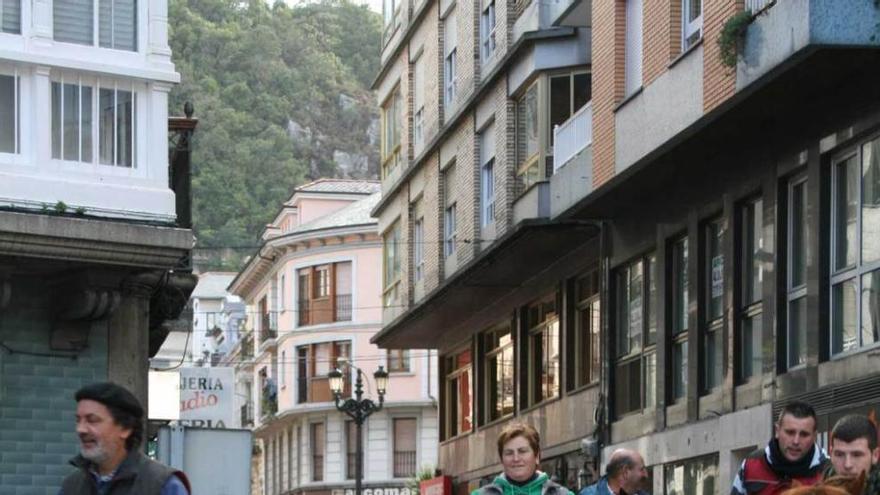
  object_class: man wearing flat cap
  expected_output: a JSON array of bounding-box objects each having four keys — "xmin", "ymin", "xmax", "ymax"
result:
[{"xmin": 59, "ymin": 382, "xmax": 190, "ymax": 495}]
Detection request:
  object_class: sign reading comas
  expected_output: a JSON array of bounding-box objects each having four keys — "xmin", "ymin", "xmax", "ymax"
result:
[{"xmin": 178, "ymin": 367, "xmax": 235, "ymax": 429}]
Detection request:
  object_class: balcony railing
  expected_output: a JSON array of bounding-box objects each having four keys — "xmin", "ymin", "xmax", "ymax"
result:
[
  {"xmin": 745, "ymin": 0, "xmax": 773, "ymax": 13},
  {"xmin": 336, "ymin": 294, "xmax": 352, "ymax": 321},
  {"xmin": 240, "ymin": 403, "xmax": 254, "ymax": 427},
  {"xmin": 393, "ymin": 451, "xmax": 417, "ymax": 478},
  {"xmin": 553, "ymin": 102, "xmax": 592, "ymax": 173}
]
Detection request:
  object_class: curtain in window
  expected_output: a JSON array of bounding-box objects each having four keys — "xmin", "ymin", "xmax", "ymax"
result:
[
  {"xmin": 54, "ymin": 0, "xmax": 94, "ymax": 45},
  {"xmin": 1, "ymin": 0, "xmax": 21, "ymax": 34}
]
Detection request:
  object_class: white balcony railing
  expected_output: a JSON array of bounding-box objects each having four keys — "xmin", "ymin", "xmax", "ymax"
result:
[
  {"xmin": 553, "ymin": 102, "xmax": 592, "ymax": 173},
  {"xmin": 745, "ymin": 0, "xmax": 773, "ymax": 13}
]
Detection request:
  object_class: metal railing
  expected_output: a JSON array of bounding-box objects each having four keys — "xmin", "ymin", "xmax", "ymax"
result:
[
  {"xmin": 553, "ymin": 102, "xmax": 592, "ymax": 173},
  {"xmin": 393, "ymin": 451, "xmax": 417, "ymax": 478},
  {"xmin": 335, "ymin": 294, "xmax": 352, "ymax": 321}
]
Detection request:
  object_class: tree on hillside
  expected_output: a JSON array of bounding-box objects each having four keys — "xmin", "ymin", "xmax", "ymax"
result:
[{"xmin": 168, "ymin": 0, "xmax": 381, "ymax": 269}]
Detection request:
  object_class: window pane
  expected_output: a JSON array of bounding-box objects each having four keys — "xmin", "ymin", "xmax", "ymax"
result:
[
  {"xmin": 704, "ymin": 328, "xmax": 722, "ymax": 391},
  {"xmin": 743, "ymin": 199, "xmax": 763, "ymax": 305},
  {"xmin": 707, "ymin": 220, "xmax": 724, "ymax": 321},
  {"xmin": 616, "ymin": 268, "xmax": 630, "ymax": 357},
  {"xmin": 63, "ymin": 84, "xmax": 79, "ymax": 161},
  {"xmin": 81, "ymin": 87, "xmax": 92, "ymax": 162},
  {"xmin": 788, "ymin": 297, "xmax": 807, "ymax": 366},
  {"xmin": 116, "ymin": 90, "xmax": 133, "ymax": 167},
  {"xmin": 54, "ymin": 0, "xmax": 94, "ymax": 45},
  {"xmin": 674, "ymin": 238, "xmax": 689, "ymax": 333},
  {"xmin": 862, "ymin": 270, "xmax": 879, "ymax": 349},
  {"xmin": 549, "ymin": 75, "xmax": 571, "ymax": 146},
  {"xmin": 835, "ymin": 155, "xmax": 859, "ymax": 271},
  {"xmin": 790, "ymin": 180, "xmax": 808, "ymax": 287},
  {"xmin": 629, "ymin": 261, "xmax": 643, "ymax": 353},
  {"xmin": 832, "ymin": 279, "xmax": 858, "ymax": 354},
  {"xmin": 590, "ymin": 298, "xmax": 601, "ymax": 383},
  {"xmin": 673, "ymin": 340, "xmax": 687, "ymax": 400},
  {"xmin": 741, "ymin": 313, "xmax": 762, "ymax": 380},
  {"xmin": 665, "ymin": 454, "xmax": 718, "ymax": 495},
  {"xmin": 0, "ymin": 75, "xmax": 15, "ymax": 153},
  {"xmin": 393, "ymin": 418, "xmax": 417, "ymax": 477},
  {"xmin": 647, "ymin": 254, "xmax": 657, "ymax": 345},
  {"xmin": 615, "ymin": 359, "xmax": 640, "ymax": 416},
  {"xmin": 99, "ymin": 0, "xmax": 137, "ymax": 50},
  {"xmin": 99, "ymin": 88, "xmax": 114, "ymax": 164},
  {"xmin": 644, "ymin": 352, "xmax": 656, "ymax": 409},
  {"xmin": 863, "ymin": 138, "xmax": 880, "ymax": 264},
  {"xmin": 2, "ymin": 0, "xmax": 22, "ymax": 33},
  {"xmin": 52, "ymin": 82, "xmax": 61, "ymax": 159},
  {"xmin": 517, "ymin": 85, "xmax": 538, "ymax": 166},
  {"xmin": 573, "ymin": 72, "xmax": 591, "ymax": 111}
]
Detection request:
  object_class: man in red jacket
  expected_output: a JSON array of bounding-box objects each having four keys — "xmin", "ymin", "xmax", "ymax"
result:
[{"xmin": 730, "ymin": 401, "xmax": 829, "ymax": 495}]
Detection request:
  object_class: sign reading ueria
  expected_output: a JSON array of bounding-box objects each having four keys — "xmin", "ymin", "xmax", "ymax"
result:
[{"xmin": 178, "ymin": 367, "xmax": 235, "ymax": 429}]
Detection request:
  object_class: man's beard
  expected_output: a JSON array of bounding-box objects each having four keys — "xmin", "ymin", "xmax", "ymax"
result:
[{"xmin": 79, "ymin": 437, "xmax": 109, "ymax": 465}]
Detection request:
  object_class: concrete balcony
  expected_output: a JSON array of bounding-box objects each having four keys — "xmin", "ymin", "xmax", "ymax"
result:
[
  {"xmin": 513, "ymin": 181, "xmax": 550, "ymax": 224},
  {"xmin": 513, "ymin": 0, "xmax": 589, "ymax": 43},
  {"xmin": 550, "ymin": 102, "xmax": 592, "ymax": 218},
  {"xmin": 737, "ymin": 0, "xmax": 880, "ymax": 92}
]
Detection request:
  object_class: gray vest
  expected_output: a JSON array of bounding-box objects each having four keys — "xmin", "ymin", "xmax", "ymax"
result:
[{"xmin": 61, "ymin": 451, "xmax": 186, "ymax": 495}]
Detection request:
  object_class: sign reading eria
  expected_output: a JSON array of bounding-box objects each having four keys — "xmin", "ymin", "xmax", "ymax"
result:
[{"xmin": 178, "ymin": 367, "xmax": 235, "ymax": 429}]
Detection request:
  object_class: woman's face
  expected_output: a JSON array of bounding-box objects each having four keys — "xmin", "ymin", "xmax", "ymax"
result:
[{"xmin": 501, "ymin": 435, "xmax": 540, "ymax": 482}]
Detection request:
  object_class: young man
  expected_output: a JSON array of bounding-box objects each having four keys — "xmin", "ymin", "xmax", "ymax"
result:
[
  {"xmin": 825, "ymin": 414, "xmax": 880, "ymax": 494},
  {"xmin": 731, "ymin": 401, "xmax": 829, "ymax": 495},
  {"xmin": 59, "ymin": 382, "xmax": 190, "ymax": 495},
  {"xmin": 579, "ymin": 449, "xmax": 649, "ymax": 495}
]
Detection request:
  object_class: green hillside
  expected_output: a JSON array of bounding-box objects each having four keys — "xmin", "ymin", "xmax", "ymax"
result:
[{"xmin": 168, "ymin": 0, "xmax": 382, "ymax": 269}]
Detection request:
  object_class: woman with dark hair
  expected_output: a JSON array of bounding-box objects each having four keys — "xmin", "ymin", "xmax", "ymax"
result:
[{"xmin": 472, "ymin": 422, "xmax": 574, "ymax": 495}]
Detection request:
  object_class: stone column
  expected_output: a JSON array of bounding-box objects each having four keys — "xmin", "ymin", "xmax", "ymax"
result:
[{"xmin": 107, "ymin": 272, "xmax": 162, "ymax": 415}]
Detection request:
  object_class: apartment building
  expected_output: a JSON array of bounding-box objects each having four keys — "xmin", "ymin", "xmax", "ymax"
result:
[
  {"xmin": 373, "ymin": 0, "xmax": 880, "ymax": 493},
  {"xmin": 225, "ymin": 179, "xmax": 439, "ymax": 495},
  {"xmin": 0, "ymin": 0, "xmax": 194, "ymax": 489}
]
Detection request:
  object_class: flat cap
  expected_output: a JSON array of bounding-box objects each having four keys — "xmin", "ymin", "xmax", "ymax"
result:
[{"xmin": 75, "ymin": 382, "xmax": 144, "ymax": 420}]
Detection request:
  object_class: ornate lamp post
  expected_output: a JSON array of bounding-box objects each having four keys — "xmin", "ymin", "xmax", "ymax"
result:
[{"xmin": 328, "ymin": 364, "xmax": 389, "ymax": 495}]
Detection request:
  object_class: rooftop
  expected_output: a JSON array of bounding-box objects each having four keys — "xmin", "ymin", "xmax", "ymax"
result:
[
  {"xmin": 191, "ymin": 272, "xmax": 238, "ymax": 299},
  {"xmin": 294, "ymin": 179, "xmax": 380, "ymax": 195},
  {"xmin": 283, "ymin": 192, "xmax": 380, "ymax": 236}
]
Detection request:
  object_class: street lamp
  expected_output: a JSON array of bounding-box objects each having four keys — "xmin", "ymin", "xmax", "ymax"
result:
[{"xmin": 329, "ymin": 364, "xmax": 389, "ymax": 495}]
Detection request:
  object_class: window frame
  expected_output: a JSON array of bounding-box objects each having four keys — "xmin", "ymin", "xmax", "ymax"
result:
[
  {"xmin": 383, "ymin": 220, "xmax": 402, "ymax": 307},
  {"xmin": 53, "ymin": 0, "xmax": 138, "ymax": 51},
  {"xmin": 443, "ymin": 9, "xmax": 457, "ymax": 113},
  {"xmin": 570, "ymin": 267, "xmax": 601, "ymax": 392},
  {"xmin": 523, "ymin": 293, "xmax": 561, "ymax": 408},
  {"xmin": 480, "ymin": 0, "xmax": 496, "ymax": 64},
  {"xmin": 0, "ymin": 69, "xmax": 21, "ymax": 157},
  {"xmin": 681, "ymin": 0, "xmax": 703, "ymax": 51},
  {"xmin": 380, "ymin": 85, "xmax": 402, "ymax": 179},
  {"xmin": 310, "ymin": 421, "xmax": 325, "ymax": 482},
  {"xmin": 413, "ymin": 216, "xmax": 425, "ymax": 282},
  {"xmin": 785, "ymin": 174, "xmax": 809, "ymax": 369},
  {"xmin": 515, "ymin": 82, "xmax": 540, "ymax": 192},
  {"xmin": 613, "ymin": 255, "xmax": 657, "ymax": 418},
  {"xmin": 670, "ymin": 235, "xmax": 689, "ymax": 402},
  {"xmin": 479, "ymin": 125, "xmax": 496, "ymax": 228},
  {"xmin": 443, "ymin": 346, "xmax": 473, "ymax": 440},
  {"xmin": 392, "ymin": 417, "xmax": 418, "ymax": 478},
  {"xmin": 737, "ymin": 196, "xmax": 764, "ymax": 383},
  {"xmin": 387, "ymin": 349, "xmax": 411, "ymax": 373},
  {"xmin": 829, "ymin": 135, "xmax": 880, "ymax": 357},
  {"xmin": 482, "ymin": 325, "xmax": 514, "ymax": 424},
  {"xmin": 0, "ymin": 0, "xmax": 22, "ymax": 34},
  {"xmin": 412, "ymin": 56, "xmax": 425, "ymax": 148},
  {"xmin": 701, "ymin": 216, "xmax": 724, "ymax": 394}
]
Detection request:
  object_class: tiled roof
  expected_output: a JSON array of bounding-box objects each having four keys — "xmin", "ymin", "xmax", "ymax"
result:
[{"xmin": 296, "ymin": 179, "xmax": 380, "ymax": 195}]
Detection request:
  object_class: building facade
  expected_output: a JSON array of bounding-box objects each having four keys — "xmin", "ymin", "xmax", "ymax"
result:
[
  {"xmin": 372, "ymin": 0, "xmax": 880, "ymax": 493},
  {"xmin": 226, "ymin": 179, "xmax": 439, "ymax": 495},
  {"xmin": 190, "ymin": 271, "xmax": 245, "ymax": 367},
  {"xmin": 0, "ymin": 0, "xmax": 193, "ymax": 490}
]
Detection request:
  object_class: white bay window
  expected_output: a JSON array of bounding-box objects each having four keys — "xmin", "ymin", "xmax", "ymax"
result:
[
  {"xmin": 52, "ymin": 76, "xmax": 137, "ymax": 168},
  {"xmin": 54, "ymin": 0, "xmax": 137, "ymax": 51},
  {"xmin": 1, "ymin": 0, "xmax": 21, "ymax": 34}
]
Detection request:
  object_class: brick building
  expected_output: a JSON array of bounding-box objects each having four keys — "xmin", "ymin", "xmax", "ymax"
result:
[
  {"xmin": 372, "ymin": 0, "xmax": 880, "ymax": 493},
  {"xmin": 0, "ymin": 0, "xmax": 195, "ymax": 489}
]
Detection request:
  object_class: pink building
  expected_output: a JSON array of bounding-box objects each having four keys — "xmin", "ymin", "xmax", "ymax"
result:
[{"xmin": 226, "ymin": 179, "xmax": 439, "ymax": 495}]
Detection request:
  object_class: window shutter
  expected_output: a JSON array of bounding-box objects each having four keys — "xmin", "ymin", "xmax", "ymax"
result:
[
  {"xmin": 393, "ymin": 418, "xmax": 417, "ymax": 451},
  {"xmin": 1, "ymin": 0, "xmax": 21, "ymax": 34},
  {"xmin": 54, "ymin": 0, "xmax": 94, "ymax": 45},
  {"xmin": 100, "ymin": 0, "xmax": 136, "ymax": 50}
]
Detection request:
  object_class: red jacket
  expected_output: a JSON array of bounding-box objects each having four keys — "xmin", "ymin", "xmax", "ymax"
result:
[{"xmin": 730, "ymin": 445, "xmax": 828, "ymax": 495}]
